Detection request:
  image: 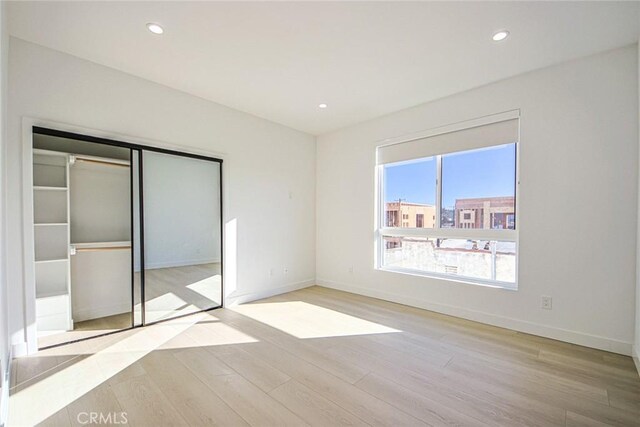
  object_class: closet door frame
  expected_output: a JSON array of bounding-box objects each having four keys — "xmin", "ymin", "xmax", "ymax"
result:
[
  {"xmin": 23, "ymin": 122, "xmax": 224, "ymax": 353},
  {"xmin": 131, "ymin": 148, "xmax": 143, "ymax": 327}
]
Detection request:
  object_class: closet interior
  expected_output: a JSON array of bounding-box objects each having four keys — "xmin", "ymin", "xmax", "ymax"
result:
[
  {"xmin": 33, "ymin": 134, "xmax": 132, "ymax": 348},
  {"xmin": 31, "ymin": 130, "xmax": 223, "ymax": 349}
]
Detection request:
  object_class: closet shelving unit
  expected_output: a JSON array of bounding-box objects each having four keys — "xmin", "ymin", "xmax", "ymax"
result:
[
  {"xmin": 34, "ymin": 149, "xmax": 134, "ymax": 336},
  {"xmin": 33, "ymin": 149, "xmax": 73, "ymax": 332}
]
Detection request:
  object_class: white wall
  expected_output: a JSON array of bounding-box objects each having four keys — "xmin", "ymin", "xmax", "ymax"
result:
[
  {"xmin": 0, "ymin": 2, "xmax": 9, "ymax": 425},
  {"xmin": 143, "ymin": 151, "xmax": 221, "ymax": 269},
  {"xmin": 635, "ymin": 40, "xmax": 640, "ymax": 372},
  {"xmin": 7, "ymin": 37, "xmax": 316, "ymax": 354},
  {"xmin": 70, "ymin": 161, "xmax": 131, "ymax": 244},
  {"xmin": 317, "ymin": 45, "xmax": 639, "ymax": 355}
]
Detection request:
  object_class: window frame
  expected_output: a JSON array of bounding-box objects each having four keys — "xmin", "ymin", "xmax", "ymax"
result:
[{"xmin": 375, "ymin": 120, "xmax": 519, "ymax": 290}]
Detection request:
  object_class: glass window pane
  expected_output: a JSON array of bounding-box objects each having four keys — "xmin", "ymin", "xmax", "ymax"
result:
[
  {"xmin": 383, "ymin": 158, "xmax": 436, "ymax": 228},
  {"xmin": 441, "ymin": 144, "xmax": 516, "ymax": 229},
  {"xmin": 382, "ymin": 236, "xmax": 516, "ymax": 285}
]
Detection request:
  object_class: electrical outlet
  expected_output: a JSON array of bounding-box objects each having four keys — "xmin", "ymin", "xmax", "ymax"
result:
[
  {"xmin": 541, "ymin": 296, "xmax": 552, "ymax": 310},
  {"xmin": 348, "ymin": 266, "xmax": 354, "ymax": 274},
  {"xmin": 269, "ymin": 268, "xmax": 274, "ymax": 277},
  {"xmin": 283, "ymin": 267, "xmax": 289, "ymax": 274}
]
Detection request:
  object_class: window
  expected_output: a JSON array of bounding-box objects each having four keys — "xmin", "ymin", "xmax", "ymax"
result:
[{"xmin": 376, "ymin": 115, "xmax": 518, "ymax": 288}]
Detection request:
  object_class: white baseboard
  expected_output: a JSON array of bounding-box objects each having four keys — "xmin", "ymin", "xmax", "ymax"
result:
[
  {"xmin": 633, "ymin": 344, "xmax": 640, "ymax": 378},
  {"xmin": 225, "ymin": 279, "xmax": 315, "ymax": 307},
  {"xmin": 73, "ymin": 302, "xmax": 131, "ymax": 323},
  {"xmin": 0, "ymin": 377, "xmax": 7, "ymax": 427},
  {"xmin": 10, "ymin": 342, "xmax": 27, "ymax": 358},
  {"xmin": 317, "ymin": 278, "xmax": 633, "ymax": 356},
  {"xmin": 144, "ymin": 258, "xmax": 220, "ymax": 270}
]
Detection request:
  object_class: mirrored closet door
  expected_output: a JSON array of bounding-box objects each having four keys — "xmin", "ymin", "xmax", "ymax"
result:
[{"xmin": 141, "ymin": 151, "xmax": 222, "ymax": 324}]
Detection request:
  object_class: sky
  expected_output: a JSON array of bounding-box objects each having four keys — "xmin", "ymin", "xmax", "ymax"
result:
[{"xmin": 384, "ymin": 143, "xmax": 516, "ymax": 208}]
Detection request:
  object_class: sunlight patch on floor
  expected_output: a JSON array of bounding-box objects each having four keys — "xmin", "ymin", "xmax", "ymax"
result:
[
  {"xmin": 144, "ymin": 291, "xmax": 189, "ymax": 311},
  {"xmin": 186, "ymin": 274, "xmax": 222, "ymax": 301},
  {"xmin": 142, "ymin": 292, "xmax": 197, "ymax": 323},
  {"xmin": 183, "ymin": 323, "xmax": 259, "ymax": 347},
  {"xmin": 8, "ymin": 312, "xmax": 221, "ymax": 426},
  {"xmin": 231, "ymin": 301, "xmax": 401, "ymax": 339}
]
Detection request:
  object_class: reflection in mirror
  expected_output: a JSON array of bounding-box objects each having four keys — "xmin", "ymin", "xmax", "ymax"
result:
[{"xmin": 142, "ymin": 151, "xmax": 222, "ymax": 323}]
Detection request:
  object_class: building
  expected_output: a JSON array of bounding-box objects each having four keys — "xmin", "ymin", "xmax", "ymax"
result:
[
  {"xmin": 384, "ymin": 201, "xmax": 435, "ymax": 249},
  {"xmin": 385, "ymin": 201, "xmax": 436, "ymax": 228},
  {"xmin": 454, "ymin": 196, "xmax": 515, "ymax": 229}
]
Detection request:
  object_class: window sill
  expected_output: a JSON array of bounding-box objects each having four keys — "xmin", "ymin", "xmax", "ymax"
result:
[{"xmin": 378, "ymin": 266, "xmax": 518, "ymax": 291}]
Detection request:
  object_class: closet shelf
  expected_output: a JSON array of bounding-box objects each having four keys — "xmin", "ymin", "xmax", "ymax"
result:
[
  {"xmin": 72, "ymin": 241, "xmax": 131, "ymax": 249},
  {"xmin": 34, "ymin": 186, "xmax": 68, "ymax": 191},
  {"xmin": 72, "ymin": 241, "xmax": 131, "ymax": 252},
  {"xmin": 35, "ymin": 258, "xmax": 68, "ymax": 264},
  {"xmin": 36, "ymin": 290, "xmax": 69, "ymax": 299},
  {"xmin": 33, "ymin": 148, "xmax": 69, "ymax": 158},
  {"xmin": 33, "ymin": 149, "xmax": 73, "ymax": 334}
]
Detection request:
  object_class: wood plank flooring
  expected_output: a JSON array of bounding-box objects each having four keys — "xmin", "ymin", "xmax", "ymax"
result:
[{"xmin": 9, "ymin": 286, "xmax": 640, "ymax": 426}]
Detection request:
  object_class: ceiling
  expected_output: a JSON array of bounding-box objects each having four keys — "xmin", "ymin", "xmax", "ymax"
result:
[{"xmin": 8, "ymin": 1, "xmax": 640, "ymax": 135}]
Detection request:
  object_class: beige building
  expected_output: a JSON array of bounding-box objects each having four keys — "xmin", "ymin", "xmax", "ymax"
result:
[
  {"xmin": 386, "ymin": 201, "xmax": 436, "ymax": 228},
  {"xmin": 454, "ymin": 196, "xmax": 515, "ymax": 229}
]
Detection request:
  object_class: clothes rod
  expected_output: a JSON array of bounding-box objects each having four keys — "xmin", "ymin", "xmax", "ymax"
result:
[
  {"xmin": 72, "ymin": 156, "xmax": 130, "ymax": 168},
  {"xmin": 73, "ymin": 245, "xmax": 131, "ymax": 253}
]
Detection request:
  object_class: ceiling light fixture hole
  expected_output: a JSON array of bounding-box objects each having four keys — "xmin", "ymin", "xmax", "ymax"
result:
[
  {"xmin": 147, "ymin": 23, "xmax": 164, "ymax": 35},
  {"xmin": 492, "ymin": 30, "xmax": 509, "ymax": 42}
]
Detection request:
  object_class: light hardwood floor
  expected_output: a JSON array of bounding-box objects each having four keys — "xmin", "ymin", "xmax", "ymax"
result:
[{"xmin": 10, "ymin": 286, "xmax": 640, "ymax": 426}]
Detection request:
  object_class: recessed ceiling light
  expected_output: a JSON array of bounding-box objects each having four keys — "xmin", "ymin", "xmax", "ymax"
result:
[
  {"xmin": 492, "ymin": 30, "xmax": 509, "ymax": 42},
  {"xmin": 318, "ymin": 103, "xmax": 328, "ymax": 109},
  {"xmin": 146, "ymin": 23, "xmax": 164, "ymax": 35}
]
